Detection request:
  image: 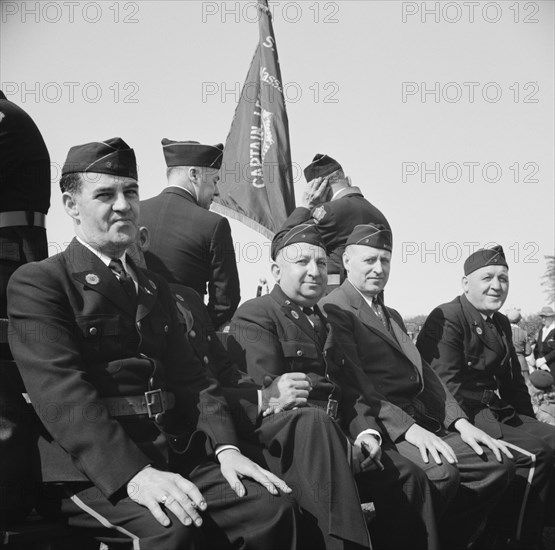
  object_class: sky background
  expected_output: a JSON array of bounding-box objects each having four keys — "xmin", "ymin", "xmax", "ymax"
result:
[{"xmin": 2, "ymin": 0, "xmax": 553, "ymax": 316}]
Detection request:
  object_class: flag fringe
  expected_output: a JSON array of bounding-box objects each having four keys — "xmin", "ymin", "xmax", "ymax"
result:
[{"xmin": 211, "ymin": 203, "xmax": 275, "ymax": 240}]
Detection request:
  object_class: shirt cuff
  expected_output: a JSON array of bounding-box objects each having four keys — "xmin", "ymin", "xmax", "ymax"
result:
[
  {"xmin": 215, "ymin": 445, "xmax": 240, "ymax": 458},
  {"xmin": 355, "ymin": 429, "xmax": 382, "ymax": 446},
  {"xmin": 257, "ymin": 389, "xmax": 263, "ymax": 415}
]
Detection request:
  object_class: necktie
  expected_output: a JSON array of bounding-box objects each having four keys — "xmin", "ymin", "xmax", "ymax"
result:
[
  {"xmin": 302, "ymin": 307, "xmax": 323, "ymax": 340},
  {"xmin": 371, "ymin": 299, "xmax": 389, "ymax": 330},
  {"xmin": 109, "ymin": 259, "xmax": 137, "ymax": 298}
]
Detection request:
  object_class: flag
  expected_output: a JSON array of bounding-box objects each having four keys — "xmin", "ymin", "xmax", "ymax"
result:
[{"xmin": 212, "ymin": 0, "xmax": 295, "ymax": 239}]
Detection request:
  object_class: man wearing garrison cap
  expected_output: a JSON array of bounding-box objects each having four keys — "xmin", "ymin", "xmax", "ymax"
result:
[
  {"xmin": 228, "ymin": 223, "xmax": 449, "ymax": 550},
  {"xmin": 140, "ymin": 139, "xmax": 240, "ymax": 329},
  {"xmin": 277, "ymin": 153, "xmax": 390, "ymax": 293},
  {"xmin": 417, "ymin": 245, "xmax": 555, "ymax": 549},
  {"xmin": 7, "ymin": 138, "xmax": 300, "ymax": 549},
  {"xmin": 322, "ymin": 228, "xmax": 517, "ymax": 550}
]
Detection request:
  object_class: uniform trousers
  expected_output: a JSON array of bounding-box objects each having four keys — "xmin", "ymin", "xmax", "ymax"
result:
[
  {"xmin": 38, "ymin": 460, "xmax": 299, "ymax": 550},
  {"xmin": 394, "ymin": 431, "xmax": 516, "ymax": 549},
  {"xmin": 476, "ymin": 413, "xmax": 555, "ymax": 544},
  {"xmin": 253, "ymin": 407, "xmax": 439, "ymax": 550}
]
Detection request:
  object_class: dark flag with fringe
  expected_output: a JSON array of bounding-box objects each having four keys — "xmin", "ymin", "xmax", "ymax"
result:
[{"xmin": 212, "ymin": 0, "xmax": 295, "ymax": 239}]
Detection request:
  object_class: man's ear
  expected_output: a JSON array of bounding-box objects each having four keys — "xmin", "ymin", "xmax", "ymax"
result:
[
  {"xmin": 461, "ymin": 275, "xmax": 469, "ymax": 293},
  {"xmin": 188, "ymin": 167, "xmax": 199, "ymax": 183},
  {"xmin": 270, "ymin": 261, "xmax": 281, "ymax": 283},
  {"xmin": 138, "ymin": 226, "xmax": 150, "ymax": 252},
  {"xmin": 62, "ymin": 192, "xmax": 79, "ymax": 220},
  {"xmin": 342, "ymin": 251, "xmax": 350, "ymax": 274}
]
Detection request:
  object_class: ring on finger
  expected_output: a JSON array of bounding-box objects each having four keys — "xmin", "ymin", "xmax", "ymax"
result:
[{"xmin": 159, "ymin": 495, "xmax": 168, "ymax": 505}]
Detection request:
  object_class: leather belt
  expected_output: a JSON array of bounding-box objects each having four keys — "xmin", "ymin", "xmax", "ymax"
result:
[
  {"xmin": 102, "ymin": 390, "xmax": 175, "ymax": 422},
  {"xmin": 0, "ymin": 211, "xmax": 46, "ymax": 229}
]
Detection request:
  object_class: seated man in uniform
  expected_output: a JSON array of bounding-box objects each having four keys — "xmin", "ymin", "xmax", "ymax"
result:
[
  {"xmin": 320, "ymin": 225, "xmax": 516, "ymax": 550},
  {"xmin": 227, "ymin": 223, "xmax": 453, "ymax": 550},
  {"xmin": 7, "ymin": 138, "xmax": 299, "ymax": 550},
  {"xmin": 417, "ymin": 245, "xmax": 555, "ymax": 549}
]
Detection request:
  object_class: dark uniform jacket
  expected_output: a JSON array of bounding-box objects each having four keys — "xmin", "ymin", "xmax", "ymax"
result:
[
  {"xmin": 226, "ymin": 284, "xmax": 382, "ymax": 440},
  {"xmin": 7, "ymin": 240, "xmax": 239, "ymax": 500},
  {"xmin": 321, "ymin": 281, "xmax": 467, "ymax": 443},
  {"xmin": 281, "ymin": 187, "xmax": 390, "ymax": 278},
  {"xmin": 140, "ymin": 187, "xmax": 240, "ymax": 328},
  {"xmin": 416, "ymin": 294, "xmax": 534, "ymax": 437},
  {"xmin": 169, "ymin": 283, "xmax": 261, "ymax": 434},
  {"xmin": 533, "ymin": 326, "xmax": 555, "ymax": 377}
]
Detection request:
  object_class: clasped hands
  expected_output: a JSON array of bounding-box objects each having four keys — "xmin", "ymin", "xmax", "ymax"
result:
[{"xmin": 127, "ymin": 449, "xmax": 291, "ymax": 528}]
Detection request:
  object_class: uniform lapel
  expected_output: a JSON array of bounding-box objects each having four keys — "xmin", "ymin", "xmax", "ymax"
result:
[
  {"xmin": 271, "ymin": 285, "xmax": 320, "ymax": 344},
  {"xmin": 389, "ymin": 318, "xmax": 423, "ymax": 378},
  {"xmin": 341, "ymin": 281, "xmax": 402, "ymax": 353},
  {"xmin": 460, "ymin": 294, "xmax": 501, "ymax": 354},
  {"xmin": 68, "ymin": 239, "xmax": 136, "ymax": 316}
]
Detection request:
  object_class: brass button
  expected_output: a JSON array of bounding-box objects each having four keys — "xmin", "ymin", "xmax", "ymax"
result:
[
  {"xmin": 203, "ymin": 356, "xmax": 209, "ymax": 364},
  {"xmin": 467, "ymin": 361, "xmax": 472, "ymax": 366},
  {"xmin": 296, "ymin": 350, "xmax": 303, "ymax": 357},
  {"xmin": 207, "ymin": 335, "xmax": 212, "ymax": 342},
  {"xmin": 89, "ymin": 327, "xmax": 98, "ymax": 336},
  {"xmin": 164, "ymin": 325, "xmax": 169, "ymax": 333},
  {"xmin": 189, "ymin": 330, "xmax": 196, "ymax": 338}
]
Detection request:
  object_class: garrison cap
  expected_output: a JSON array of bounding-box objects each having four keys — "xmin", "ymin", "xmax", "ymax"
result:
[
  {"xmin": 539, "ymin": 306, "xmax": 555, "ymax": 317},
  {"xmin": 61, "ymin": 137, "xmax": 137, "ymax": 180},
  {"xmin": 162, "ymin": 139, "xmax": 224, "ymax": 169},
  {"xmin": 345, "ymin": 223, "xmax": 392, "ymax": 252},
  {"xmin": 529, "ymin": 370, "xmax": 554, "ymax": 391},
  {"xmin": 464, "ymin": 245, "xmax": 508, "ymax": 276},
  {"xmin": 304, "ymin": 153, "xmax": 342, "ymax": 183},
  {"xmin": 271, "ymin": 223, "xmax": 326, "ymax": 261}
]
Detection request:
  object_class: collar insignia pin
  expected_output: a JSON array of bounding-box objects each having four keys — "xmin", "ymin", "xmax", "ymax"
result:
[
  {"xmin": 476, "ymin": 327, "xmax": 483, "ymax": 335},
  {"xmin": 85, "ymin": 273, "xmax": 100, "ymax": 285},
  {"xmin": 291, "ymin": 310, "xmax": 299, "ymax": 320},
  {"xmin": 148, "ymin": 279, "xmax": 157, "ymax": 290}
]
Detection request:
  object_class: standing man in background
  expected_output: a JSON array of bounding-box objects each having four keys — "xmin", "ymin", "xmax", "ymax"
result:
[
  {"xmin": 506, "ymin": 308, "xmax": 534, "ymax": 386},
  {"xmin": 141, "ymin": 139, "xmax": 240, "ymax": 329},
  {"xmin": 533, "ymin": 306, "xmax": 555, "ymax": 378},
  {"xmin": 0, "ymin": 90, "xmax": 51, "ymax": 523},
  {"xmin": 278, "ymin": 153, "xmax": 390, "ymax": 293}
]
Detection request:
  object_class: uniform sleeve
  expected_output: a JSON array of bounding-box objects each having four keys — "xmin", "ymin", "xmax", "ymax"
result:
[
  {"xmin": 155, "ymin": 277, "xmax": 241, "ymax": 450},
  {"xmin": 7, "ymin": 263, "xmax": 151, "ymax": 498},
  {"xmin": 416, "ymin": 307, "xmax": 468, "ymax": 412},
  {"xmin": 207, "ymin": 217, "xmax": 240, "ymax": 328}
]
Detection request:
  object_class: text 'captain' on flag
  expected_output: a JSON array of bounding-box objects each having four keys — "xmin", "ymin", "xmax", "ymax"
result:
[{"xmin": 212, "ymin": 0, "xmax": 295, "ymax": 239}]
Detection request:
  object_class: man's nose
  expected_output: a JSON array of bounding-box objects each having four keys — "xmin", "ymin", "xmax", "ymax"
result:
[{"xmin": 113, "ymin": 192, "xmax": 131, "ymax": 211}]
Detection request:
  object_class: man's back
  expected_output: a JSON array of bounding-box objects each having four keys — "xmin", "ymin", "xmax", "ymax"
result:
[{"xmin": 140, "ymin": 186, "xmax": 240, "ymax": 327}]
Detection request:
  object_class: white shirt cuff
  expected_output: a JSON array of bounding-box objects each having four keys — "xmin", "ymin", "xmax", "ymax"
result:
[
  {"xmin": 215, "ymin": 445, "xmax": 240, "ymax": 458},
  {"xmin": 355, "ymin": 429, "xmax": 382, "ymax": 446}
]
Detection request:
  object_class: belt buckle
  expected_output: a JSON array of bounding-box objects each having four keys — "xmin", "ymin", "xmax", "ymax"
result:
[{"xmin": 145, "ymin": 389, "xmax": 164, "ymax": 418}]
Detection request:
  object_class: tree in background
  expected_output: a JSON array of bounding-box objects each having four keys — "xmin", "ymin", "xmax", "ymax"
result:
[{"xmin": 541, "ymin": 255, "xmax": 555, "ymax": 304}]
